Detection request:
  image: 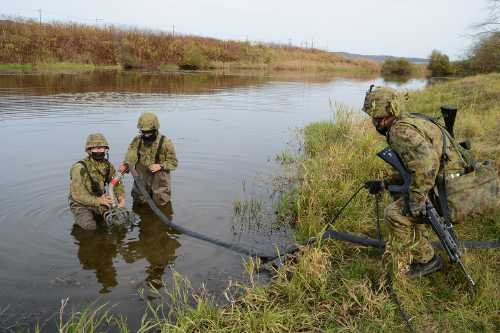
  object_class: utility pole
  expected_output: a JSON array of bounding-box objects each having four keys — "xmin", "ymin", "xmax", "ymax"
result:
[
  {"xmin": 172, "ymin": 25, "xmax": 175, "ymax": 37},
  {"xmin": 37, "ymin": 9, "xmax": 42, "ymax": 24}
]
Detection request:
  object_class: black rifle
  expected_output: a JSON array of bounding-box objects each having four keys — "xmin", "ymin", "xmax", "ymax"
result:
[{"xmin": 377, "ymin": 147, "xmax": 476, "ymax": 287}]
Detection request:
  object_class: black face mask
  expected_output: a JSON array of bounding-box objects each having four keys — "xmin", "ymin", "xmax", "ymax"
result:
[
  {"xmin": 375, "ymin": 126, "xmax": 389, "ymax": 136},
  {"xmin": 372, "ymin": 118, "xmax": 389, "ymax": 136},
  {"xmin": 91, "ymin": 152, "xmax": 106, "ymax": 161},
  {"xmin": 142, "ymin": 130, "xmax": 157, "ymax": 145}
]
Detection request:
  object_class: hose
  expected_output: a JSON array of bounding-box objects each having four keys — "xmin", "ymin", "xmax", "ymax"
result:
[
  {"xmin": 104, "ymin": 172, "xmax": 140, "ymax": 226},
  {"xmin": 130, "ymin": 166, "xmax": 278, "ymax": 260}
]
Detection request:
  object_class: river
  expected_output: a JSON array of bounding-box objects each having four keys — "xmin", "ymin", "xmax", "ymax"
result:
[{"xmin": 0, "ymin": 70, "xmax": 426, "ymax": 330}]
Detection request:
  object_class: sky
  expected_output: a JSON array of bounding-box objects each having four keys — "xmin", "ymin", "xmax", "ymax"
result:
[{"xmin": 2, "ymin": 0, "xmax": 491, "ymax": 60}]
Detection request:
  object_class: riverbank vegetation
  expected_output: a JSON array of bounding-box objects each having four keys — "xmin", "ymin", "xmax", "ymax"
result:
[
  {"xmin": 427, "ymin": 1, "xmax": 499, "ymax": 77},
  {"xmin": 22, "ymin": 74, "xmax": 499, "ymax": 333},
  {"xmin": 381, "ymin": 58, "xmax": 427, "ymax": 78},
  {"xmin": 0, "ymin": 18, "xmax": 379, "ymax": 74},
  {"xmin": 428, "ymin": 33, "xmax": 500, "ymax": 77}
]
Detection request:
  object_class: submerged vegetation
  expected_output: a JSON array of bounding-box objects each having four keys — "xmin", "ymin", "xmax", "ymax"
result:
[
  {"xmin": 0, "ymin": 18, "xmax": 379, "ymax": 74},
  {"xmin": 18, "ymin": 75, "xmax": 499, "ymax": 332}
]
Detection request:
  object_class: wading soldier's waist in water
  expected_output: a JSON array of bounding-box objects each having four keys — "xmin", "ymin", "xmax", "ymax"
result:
[
  {"xmin": 120, "ymin": 112, "xmax": 178, "ymax": 207},
  {"xmin": 69, "ymin": 133, "xmax": 126, "ymax": 230}
]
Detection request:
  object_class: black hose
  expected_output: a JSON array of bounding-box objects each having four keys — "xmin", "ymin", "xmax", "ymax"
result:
[
  {"xmin": 329, "ymin": 185, "xmax": 365, "ymax": 226},
  {"xmin": 130, "ymin": 166, "xmax": 277, "ymax": 260},
  {"xmin": 319, "ymin": 230, "xmax": 500, "ymax": 250}
]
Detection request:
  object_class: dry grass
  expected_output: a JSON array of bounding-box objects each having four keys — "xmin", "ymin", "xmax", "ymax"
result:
[{"xmin": 0, "ymin": 18, "xmax": 380, "ymax": 74}]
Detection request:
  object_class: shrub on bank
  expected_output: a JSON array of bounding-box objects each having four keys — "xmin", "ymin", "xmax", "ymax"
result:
[
  {"xmin": 381, "ymin": 58, "xmax": 413, "ymax": 76},
  {"xmin": 427, "ymin": 50, "xmax": 455, "ymax": 77},
  {"xmin": 467, "ymin": 32, "xmax": 500, "ymax": 74},
  {"xmin": 179, "ymin": 43, "xmax": 208, "ymax": 70}
]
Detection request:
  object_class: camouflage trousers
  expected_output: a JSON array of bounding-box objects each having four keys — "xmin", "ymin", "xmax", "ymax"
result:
[
  {"xmin": 384, "ymin": 197, "xmax": 435, "ymax": 265},
  {"xmin": 69, "ymin": 200, "xmax": 107, "ymax": 231},
  {"xmin": 132, "ymin": 164, "xmax": 171, "ymax": 207}
]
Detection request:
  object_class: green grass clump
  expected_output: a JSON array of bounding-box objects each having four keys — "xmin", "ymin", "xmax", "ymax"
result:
[
  {"xmin": 0, "ymin": 62, "xmax": 120, "ymax": 73},
  {"xmin": 0, "ymin": 63, "xmax": 33, "ymax": 72}
]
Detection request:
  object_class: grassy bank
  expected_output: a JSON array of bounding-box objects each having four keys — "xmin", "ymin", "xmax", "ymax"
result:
[
  {"xmin": 0, "ymin": 62, "xmax": 120, "ymax": 73},
  {"xmin": 0, "ymin": 19, "xmax": 379, "ymax": 74},
  {"xmin": 23, "ymin": 74, "xmax": 500, "ymax": 332}
]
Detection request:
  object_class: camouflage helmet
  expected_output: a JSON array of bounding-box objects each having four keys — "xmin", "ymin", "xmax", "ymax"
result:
[
  {"xmin": 137, "ymin": 112, "xmax": 160, "ymax": 131},
  {"xmin": 85, "ymin": 133, "xmax": 109, "ymax": 151},
  {"xmin": 362, "ymin": 85, "xmax": 403, "ymax": 118}
]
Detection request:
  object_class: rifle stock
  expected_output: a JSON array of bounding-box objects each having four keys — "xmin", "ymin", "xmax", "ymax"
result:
[{"xmin": 440, "ymin": 105, "xmax": 458, "ymax": 138}]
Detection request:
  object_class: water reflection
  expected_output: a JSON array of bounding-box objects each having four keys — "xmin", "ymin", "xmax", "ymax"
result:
[
  {"xmin": 125, "ymin": 203, "xmax": 180, "ymax": 289},
  {"xmin": 381, "ymin": 73, "xmax": 414, "ymax": 84},
  {"xmin": 0, "ymin": 71, "xmax": 267, "ymax": 96},
  {"xmin": 71, "ymin": 225, "xmax": 126, "ymax": 294},
  {"xmin": 71, "ymin": 202, "xmax": 180, "ymax": 292}
]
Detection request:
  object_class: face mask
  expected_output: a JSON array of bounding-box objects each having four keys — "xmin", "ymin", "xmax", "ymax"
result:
[
  {"xmin": 91, "ymin": 151, "xmax": 106, "ymax": 161},
  {"xmin": 372, "ymin": 118, "xmax": 389, "ymax": 136},
  {"xmin": 375, "ymin": 126, "xmax": 389, "ymax": 136},
  {"xmin": 142, "ymin": 130, "xmax": 157, "ymax": 145}
]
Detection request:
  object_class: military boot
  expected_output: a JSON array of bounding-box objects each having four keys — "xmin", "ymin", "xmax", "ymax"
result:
[{"xmin": 407, "ymin": 255, "xmax": 443, "ymax": 279}]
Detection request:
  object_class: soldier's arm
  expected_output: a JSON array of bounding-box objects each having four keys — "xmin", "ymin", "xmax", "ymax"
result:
[
  {"xmin": 70, "ymin": 164, "xmax": 101, "ymax": 207},
  {"xmin": 389, "ymin": 123, "xmax": 440, "ymax": 204},
  {"xmin": 160, "ymin": 138, "xmax": 178, "ymax": 171},
  {"xmin": 124, "ymin": 137, "xmax": 140, "ymax": 165}
]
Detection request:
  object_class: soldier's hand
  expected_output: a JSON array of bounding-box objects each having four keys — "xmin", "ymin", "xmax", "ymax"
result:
[
  {"xmin": 119, "ymin": 163, "xmax": 129, "ymax": 174},
  {"xmin": 408, "ymin": 201, "xmax": 426, "ymax": 217},
  {"xmin": 98, "ymin": 194, "xmax": 114, "ymax": 208},
  {"xmin": 364, "ymin": 180, "xmax": 385, "ymax": 194},
  {"xmin": 118, "ymin": 196, "xmax": 126, "ymax": 208},
  {"xmin": 149, "ymin": 164, "xmax": 162, "ymax": 173}
]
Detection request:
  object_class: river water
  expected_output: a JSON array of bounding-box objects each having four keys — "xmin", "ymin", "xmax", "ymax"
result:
[{"xmin": 0, "ymin": 71, "xmax": 425, "ymax": 329}]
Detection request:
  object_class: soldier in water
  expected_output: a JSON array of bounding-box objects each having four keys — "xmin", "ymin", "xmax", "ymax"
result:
[
  {"xmin": 120, "ymin": 112, "xmax": 178, "ymax": 207},
  {"xmin": 69, "ymin": 133, "xmax": 125, "ymax": 230}
]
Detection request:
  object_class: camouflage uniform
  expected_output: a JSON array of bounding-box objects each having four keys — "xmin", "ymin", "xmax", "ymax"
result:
[
  {"xmin": 385, "ymin": 114, "xmax": 467, "ymax": 264},
  {"xmin": 69, "ymin": 134, "xmax": 125, "ymax": 230},
  {"xmin": 124, "ymin": 113, "xmax": 178, "ymax": 207},
  {"xmin": 363, "ymin": 87, "xmax": 467, "ymax": 265}
]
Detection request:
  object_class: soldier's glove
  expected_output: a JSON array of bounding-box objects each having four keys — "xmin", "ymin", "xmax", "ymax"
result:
[
  {"xmin": 364, "ymin": 180, "xmax": 385, "ymax": 194},
  {"xmin": 407, "ymin": 200, "xmax": 426, "ymax": 217}
]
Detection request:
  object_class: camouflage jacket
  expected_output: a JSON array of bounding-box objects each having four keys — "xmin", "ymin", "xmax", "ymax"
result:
[
  {"xmin": 386, "ymin": 114, "xmax": 467, "ymax": 205},
  {"xmin": 124, "ymin": 133, "xmax": 178, "ymax": 171},
  {"xmin": 69, "ymin": 156, "xmax": 125, "ymax": 207}
]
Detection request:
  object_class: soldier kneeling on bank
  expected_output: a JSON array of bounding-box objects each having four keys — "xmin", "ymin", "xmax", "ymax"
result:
[
  {"xmin": 119, "ymin": 112, "xmax": 178, "ymax": 207},
  {"xmin": 362, "ymin": 86, "xmax": 500, "ymax": 278},
  {"xmin": 69, "ymin": 133, "xmax": 125, "ymax": 230}
]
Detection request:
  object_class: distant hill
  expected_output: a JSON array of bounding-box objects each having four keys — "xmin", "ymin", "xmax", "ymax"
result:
[{"xmin": 333, "ymin": 52, "xmax": 428, "ymax": 64}]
